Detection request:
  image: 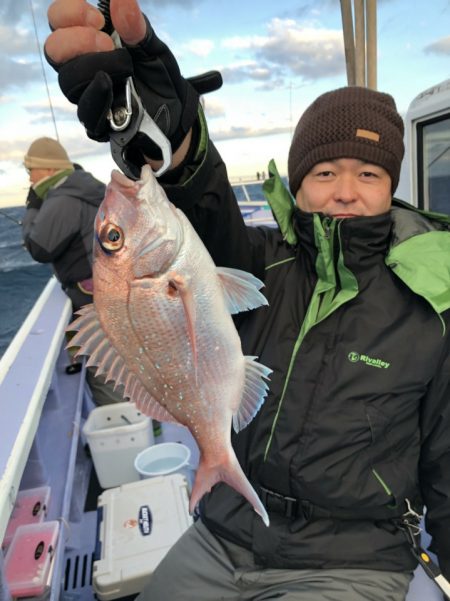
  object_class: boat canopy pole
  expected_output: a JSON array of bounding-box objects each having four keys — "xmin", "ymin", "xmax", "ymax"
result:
[
  {"xmin": 340, "ymin": 0, "xmax": 377, "ymax": 90},
  {"xmin": 340, "ymin": 0, "xmax": 356, "ymax": 86},
  {"xmin": 366, "ymin": 0, "xmax": 377, "ymax": 90}
]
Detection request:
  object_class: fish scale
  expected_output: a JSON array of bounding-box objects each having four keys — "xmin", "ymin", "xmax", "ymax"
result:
[{"xmin": 67, "ymin": 165, "xmax": 272, "ymax": 526}]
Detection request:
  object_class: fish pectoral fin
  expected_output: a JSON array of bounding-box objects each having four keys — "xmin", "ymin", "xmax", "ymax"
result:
[
  {"xmin": 168, "ymin": 272, "xmax": 198, "ymax": 381},
  {"xmin": 216, "ymin": 267, "xmax": 269, "ymax": 314},
  {"xmin": 232, "ymin": 356, "xmax": 272, "ymax": 433}
]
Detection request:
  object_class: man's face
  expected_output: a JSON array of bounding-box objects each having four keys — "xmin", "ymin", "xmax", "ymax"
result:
[
  {"xmin": 295, "ymin": 158, "xmax": 392, "ymax": 218},
  {"xmin": 27, "ymin": 167, "xmax": 56, "ymax": 186}
]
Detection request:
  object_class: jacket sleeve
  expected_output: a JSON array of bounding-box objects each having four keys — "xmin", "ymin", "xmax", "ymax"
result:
[
  {"xmin": 419, "ymin": 329, "xmax": 450, "ymax": 580},
  {"xmin": 161, "ymin": 120, "xmax": 269, "ymax": 280},
  {"xmin": 22, "ymin": 189, "xmax": 81, "ymax": 264}
]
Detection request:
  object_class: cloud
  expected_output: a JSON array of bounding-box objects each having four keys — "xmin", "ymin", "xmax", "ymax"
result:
[
  {"xmin": 202, "ymin": 97, "xmax": 226, "ymax": 119},
  {"xmin": 0, "ymin": 0, "xmax": 48, "ymax": 27},
  {"xmin": 1, "ymin": 56, "xmax": 46, "ymax": 91},
  {"xmin": 22, "ymin": 94, "xmax": 77, "ymax": 116},
  {"xmin": 262, "ymin": 18, "xmax": 344, "ymax": 79},
  {"xmin": 0, "ymin": 133, "xmax": 108, "ymax": 164},
  {"xmin": 210, "ymin": 124, "xmax": 291, "ymax": 142},
  {"xmin": 183, "ymin": 39, "xmax": 214, "ymax": 57},
  {"xmin": 0, "ymin": 24, "xmax": 36, "ymax": 53},
  {"xmin": 0, "ymin": 0, "xmax": 203, "ymax": 28},
  {"xmin": 424, "ymin": 36, "xmax": 450, "ymax": 56},
  {"xmin": 23, "ymin": 104, "xmax": 78, "ymax": 126},
  {"xmin": 0, "ymin": 22, "xmax": 54, "ymax": 92},
  {"xmin": 221, "ymin": 18, "xmax": 344, "ymax": 84},
  {"xmin": 0, "ymin": 139, "xmax": 35, "ymax": 162},
  {"xmin": 220, "ymin": 62, "xmax": 276, "ymax": 85},
  {"xmin": 140, "ymin": 0, "xmax": 202, "ymax": 8}
]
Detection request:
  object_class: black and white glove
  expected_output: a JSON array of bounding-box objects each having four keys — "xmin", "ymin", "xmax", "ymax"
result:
[{"xmin": 46, "ymin": 16, "xmax": 222, "ymax": 165}]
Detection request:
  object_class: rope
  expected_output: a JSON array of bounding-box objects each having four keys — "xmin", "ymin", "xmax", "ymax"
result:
[{"xmin": 29, "ymin": 0, "xmax": 59, "ymax": 140}]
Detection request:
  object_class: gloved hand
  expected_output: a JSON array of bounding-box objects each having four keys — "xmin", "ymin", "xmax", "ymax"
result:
[
  {"xmin": 45, "ymin": 0, "xmax": 221, "ymax": 166},
  {"xmin": 26, "ymin": 187, "xmax": 43, "ymax": 210}
]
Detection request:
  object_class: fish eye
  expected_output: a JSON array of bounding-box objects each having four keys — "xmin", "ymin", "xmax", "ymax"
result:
[{"xmin": 100, "ymin": 223, "xmax": 124, "ymax": 252}]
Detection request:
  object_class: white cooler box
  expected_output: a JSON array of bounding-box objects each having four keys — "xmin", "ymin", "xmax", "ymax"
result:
[{"xmin": 93, "ymin": 474, "xmax": 193, "ymax": 600}]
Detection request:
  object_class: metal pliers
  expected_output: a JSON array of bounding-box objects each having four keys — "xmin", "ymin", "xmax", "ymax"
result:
[{"xmin": 107, "ymin": 74, "xmax": 172, "ymax": 179}]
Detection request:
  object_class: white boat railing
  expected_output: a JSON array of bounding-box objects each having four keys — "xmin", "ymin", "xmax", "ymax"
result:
[{"xmin": 0, "ymin": 277, "xmax": 72, "ymax": 542}]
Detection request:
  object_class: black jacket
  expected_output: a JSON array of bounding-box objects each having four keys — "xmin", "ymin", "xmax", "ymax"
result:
[
  {"xmin": 22, "ymin": 170, "xmax": 105, "ymax": 308},
  {"xmin": 164, "ymin": 133, "xmax": 450, "ymax": 577}
]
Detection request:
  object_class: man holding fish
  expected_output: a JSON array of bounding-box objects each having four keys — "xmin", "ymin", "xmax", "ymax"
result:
[{"xmin": 44, "ymin": 1, "xmax": 450, "ymax": 600}]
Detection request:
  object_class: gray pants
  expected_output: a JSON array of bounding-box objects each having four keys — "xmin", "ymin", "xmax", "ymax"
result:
[
  {"xmin": 86, "ymin": 367, "xmax": 125, "ymax": 406},
  {"xmin": 136, "ymin": 520, "xmax": 413, "ymax": 601}
]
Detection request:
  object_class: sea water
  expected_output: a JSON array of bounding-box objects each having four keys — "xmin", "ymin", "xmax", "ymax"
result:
[{"xmin": 0, "ymin": 206, "xmax": 52, "ymax": 357}]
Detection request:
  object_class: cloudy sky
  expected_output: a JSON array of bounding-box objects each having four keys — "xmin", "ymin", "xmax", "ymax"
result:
[{"xmin": 0, "ymin": 0, "xmax": 449, "ymax": 207}]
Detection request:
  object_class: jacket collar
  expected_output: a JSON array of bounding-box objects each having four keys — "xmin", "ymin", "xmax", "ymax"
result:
[
  {"xmin": 293, "ymin": 207, "xmax": 392, "ymax": 274},
  {"xmin": 33, "ymin": 168, "xmax": 74, "ymax": 200}
]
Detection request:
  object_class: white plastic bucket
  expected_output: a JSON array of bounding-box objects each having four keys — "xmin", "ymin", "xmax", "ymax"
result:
[
  {"xmin": 82, "ymin": 402, "xmax": 154, "ymax": 488},
  {"xmin": 134, "ymin": 442, "xmax": 194, "ymax": 490}
]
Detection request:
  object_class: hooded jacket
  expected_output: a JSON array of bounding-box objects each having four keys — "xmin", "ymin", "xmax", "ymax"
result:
[
  {"xmin": 22, "ymin": 169, "xmax": 105, "ymax": 302},
  {"xmin": 163, "ymin": 125, "xmax": 450, "ymax": 578}
]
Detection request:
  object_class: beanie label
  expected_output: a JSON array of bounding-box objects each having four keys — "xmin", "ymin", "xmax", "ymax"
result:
[{"xmin": 356, "ymin": 128, "xmax": 380, "ymax": 142}]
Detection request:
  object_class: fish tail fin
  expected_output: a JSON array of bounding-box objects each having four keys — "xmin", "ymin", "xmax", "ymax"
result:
[{"xmin": 189, "ymin": 456, "xmax": 269, "ymax": 527}]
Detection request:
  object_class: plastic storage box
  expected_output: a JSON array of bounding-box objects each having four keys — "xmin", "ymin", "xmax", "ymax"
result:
[
  {"xmin": 83, "ymin": 402, "xmax": 154, "ymax": 488},
  {"xmin": 2, "ymin": 486, "xmax": 51, "ymax": 551},
  {"xmin": 93, "ymin": 474, "xmax": 193, "ymax": 600},
  {"xmin": 4, "ymin": 520, "xmax": 59, "ymax": 598}
]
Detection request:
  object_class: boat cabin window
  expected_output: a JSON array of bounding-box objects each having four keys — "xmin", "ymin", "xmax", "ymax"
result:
[{"xmin": 417, "ymin": 113, "xmax": 450, "ymax": 213}]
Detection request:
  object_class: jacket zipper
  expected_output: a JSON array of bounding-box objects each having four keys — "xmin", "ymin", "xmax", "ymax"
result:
[{"xmin": 264, "ymin": 217, "xmax": 341, "ymax": 460}]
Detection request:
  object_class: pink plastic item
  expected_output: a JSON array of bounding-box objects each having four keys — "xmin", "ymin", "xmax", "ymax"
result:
[
  {"xmin": 4, "ymin": 521, "xmax": 59, "ymax": 598},
  {"xmin": 2, "ymin": 486, "xmax": 50, "ymax": 551}
]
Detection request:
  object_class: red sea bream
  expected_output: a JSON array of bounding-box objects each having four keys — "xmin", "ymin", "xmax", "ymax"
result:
[{"xmin": 68, "ymin": 166, "xmax": 271, "ymax": 525}]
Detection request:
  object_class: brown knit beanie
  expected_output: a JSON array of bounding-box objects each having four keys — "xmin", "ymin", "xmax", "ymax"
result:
[
  {"xmin": 288, "ymin": 86, "xmax": 404, "ymax": 195},
  {"xmin": 24, "ymin": 137, "xmax": 73, "ymax": 170}
]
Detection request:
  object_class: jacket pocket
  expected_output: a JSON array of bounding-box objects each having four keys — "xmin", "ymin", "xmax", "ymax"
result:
[{"xmin": 366, "ymin": 405, "xmax": 420, "ymax": 507}]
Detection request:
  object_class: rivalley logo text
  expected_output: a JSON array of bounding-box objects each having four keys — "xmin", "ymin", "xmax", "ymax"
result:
[{"xmin": 348, "ymin": 352, "xmax": 390, "ymax": 369}]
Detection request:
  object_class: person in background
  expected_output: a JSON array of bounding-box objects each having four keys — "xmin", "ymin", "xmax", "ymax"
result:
[
  {"xmin": 22, "ymin": 136, "xmax": 123, "ymax": 406},
  {"xmin": 44, "ymin": 1, "xmax": 450, "ymax": 600},
  {"xmin": 22, "ymin": 137, "xmax": 102, "ymax": 311}
]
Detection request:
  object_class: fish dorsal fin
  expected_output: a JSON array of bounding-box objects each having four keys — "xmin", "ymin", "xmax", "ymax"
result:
[
  {"xmin": 216, "ymin": 267, "xmax": 269, "ymax": 314},
  {"xmin": 232, "ymin": 356, "xmax": 272, "ymax": 433},
  {"xmin": 67, "ymin": 304, "xmax": 178, "ymax": 424}
]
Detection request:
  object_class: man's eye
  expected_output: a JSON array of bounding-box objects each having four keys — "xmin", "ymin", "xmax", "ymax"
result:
[
  {"xmin": 317, "ymin": 170, "xmax": 334, "ymax": 177},
  {"xmin": 361, "ymin": 171, "xmax": 378, "ymax": 178}
]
